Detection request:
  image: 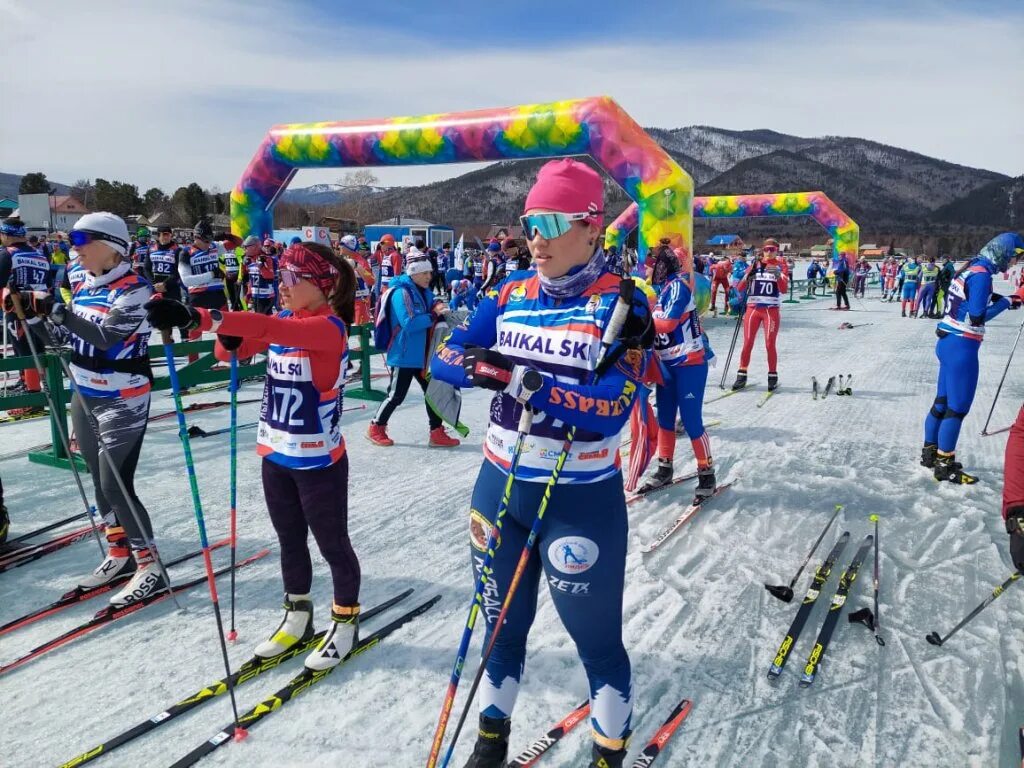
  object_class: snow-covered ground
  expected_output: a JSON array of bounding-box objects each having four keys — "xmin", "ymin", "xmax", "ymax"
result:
[{"xmin": 3, "ymin": 279, "xmax": 1023, "ymax": 768}]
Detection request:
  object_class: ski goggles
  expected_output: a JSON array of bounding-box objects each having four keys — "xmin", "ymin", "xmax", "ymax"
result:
[
  {"xmin": 519, "ymin": 211, "xmax": 598, "ymax": 241},
  {"xmin": 69, "ymin": 229, "xmax": 128, "ymax": 250},
  {"xmin": 279, "ymin": 266, "xmax": 314, "ymax": 288}
]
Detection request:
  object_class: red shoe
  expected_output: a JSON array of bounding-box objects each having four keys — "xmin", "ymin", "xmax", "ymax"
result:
[
  {"xmin": 429, "ymin": 427, "xmax": 460, "ymax": 447},
  {"xmin": 366, "ymin": 422, "xmax": 394, "ymax": 447}
]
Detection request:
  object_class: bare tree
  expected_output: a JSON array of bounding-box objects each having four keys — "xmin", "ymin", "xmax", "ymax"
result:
[{"xmin": 337, "ymin": 169, "xmax": 379, "ymax": 189}]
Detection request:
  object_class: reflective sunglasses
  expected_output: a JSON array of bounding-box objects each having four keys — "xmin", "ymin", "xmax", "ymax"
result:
[
  {"xmin": 279, "ymin": 267, "xmax": 315, "ymax": 288},
  {"xmin": 69, "ymin": 229, "xmax": 128, "ymax": 250},
  {"xmin": 519, "ymin": 211, "xmax": 595, "ymax": 241}
]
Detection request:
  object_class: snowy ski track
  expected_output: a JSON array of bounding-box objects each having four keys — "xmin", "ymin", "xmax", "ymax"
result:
[{"xmin": 3, "ymin": 282, "xmax": 1023, "ymax": 767}]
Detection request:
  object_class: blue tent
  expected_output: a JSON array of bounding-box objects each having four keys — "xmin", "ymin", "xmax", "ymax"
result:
[{"xmin": 706, "ymin": 234, "xmax": 742, "ymax": 246}]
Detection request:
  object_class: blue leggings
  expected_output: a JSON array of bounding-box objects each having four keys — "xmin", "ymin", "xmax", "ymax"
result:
[
  {"xmin": 654, "ymin": 362, "xmax": 707, "ymax": 438},
  {"xmin": 918, "ymin": 284, "xmax": 936, "ymax": 315},
  {"xmin": 469, "ymin": 460, "xmax": 632, "ymax": 746},
  {"xmin": 924, "ymin": 334, "xmax": 980, "ymax": 453}
]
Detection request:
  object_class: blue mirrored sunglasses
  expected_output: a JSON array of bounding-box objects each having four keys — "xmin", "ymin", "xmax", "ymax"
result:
[{"xmin": 519, "ymin": 212, "xmax": 593, "ymax": 241}]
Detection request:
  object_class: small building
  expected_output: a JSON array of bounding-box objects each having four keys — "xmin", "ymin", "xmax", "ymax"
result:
[
  {"xmin": 0, "ymin": 197, "xmax": 18, "ymax": 217},
  {"xmin": 16, "ymin": 193, "xmax": 90, "ymax": 232},
  {"xmin": 364, "ymin": 216, "xmax": 455, "ymax": 251}
]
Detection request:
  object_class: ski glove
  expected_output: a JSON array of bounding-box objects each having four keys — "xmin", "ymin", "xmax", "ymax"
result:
[
  {"xmin": 144, "ymin": 297, "xmax": 201, "ymax": 331},
  {"xmin": 462, "ymin": 344, "xmax": 541, "ymax": 402},
  {"xmin": 1007, "ymin": 508, "xmax": 1024, "ymax": 572},
  {"xmin": 620, "ymin": 295, "xmax": 655, "ymax": 351},
  {"xmin": 3, "ymin": 290, "xmax": 55, "ymax": 319}
]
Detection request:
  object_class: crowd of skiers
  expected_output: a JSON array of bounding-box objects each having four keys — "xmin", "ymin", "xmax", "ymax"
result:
[{"xmin": 1, "ymin": 177, "xmax": 1024, "ymax": 766}]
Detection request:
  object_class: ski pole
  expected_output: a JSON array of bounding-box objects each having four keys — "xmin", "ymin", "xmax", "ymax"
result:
[
  {"xmin": 227, "ymin": 351, "xmax": 239, "ymax": 642},
  {"xmin": 925, "ymin": 571, "xmax": 1021, "ymax": 646},
  {"xmin": 981, "ymin": 315, "xmax": 1024, "ymax": 436},
  {"xmin": 161, "ymin": 329, "xmax": 246, "ymax": 738},
  {"xmin": 719, "ymin": 310, "xmax": 743, "ymax": 389},
  {"xmin": 849, "ymin": 514, "xmax": 884, "ymax": 645},
  {"xmin": 425, "ymin": 404, "xmax": 535, "ymax": 768},
  {"xmin": 765, "ymin": 504, "xmax": 842, "ymax": 603},
  {"xmin": 437, "ymin": 279, "xmax": 636, "ymax": 768},
  {"xmin": 8, "ymin": 296, "xmax": 105, "ymax": 560}
]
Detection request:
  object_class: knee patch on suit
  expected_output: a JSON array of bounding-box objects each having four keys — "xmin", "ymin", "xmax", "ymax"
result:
[{"xmin": 929, "ymin": 396, "xmax": 948, "ymax": 420}]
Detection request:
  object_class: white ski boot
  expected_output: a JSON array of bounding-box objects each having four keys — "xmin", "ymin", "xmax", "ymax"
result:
[
  {"xmin": 78, "ymin": 551, "xmax": 135, "ymax": 589},
  {"xmin": 109, "ymin": 561, "xmax": 167, "ymax": 606},
  {"xmin": 304, "ymin": 604, "xmax": 359, "ymax": 671},
  {"xmin": 254, "ymin": 594, "xmax": 315, "ymax": 659}
]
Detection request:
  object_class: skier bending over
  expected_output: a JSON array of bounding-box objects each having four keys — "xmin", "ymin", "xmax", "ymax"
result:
[
  {"xmin": 922, "ymin": 233, "xmax": 1024, "ymax": 483},
  {"xmin": 431, "ymin": 159, "xmax": 653, "ymax": 768}
]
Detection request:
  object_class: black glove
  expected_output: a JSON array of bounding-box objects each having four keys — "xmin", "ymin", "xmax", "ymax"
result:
[
  {"xmin": 1007, "ymin": 508, "xmax": 1024, "ymax": 572},
  {"xmin": 991, "ymin": 292, "xmax": 1004, "ymax": 304},
  {"xmin": 144, "ymin": 297, "xmax": 200, "ymax": 331},
  {"xmin": 218, "ymin": 334, "xmax": 243, "ymax": 352},
  {"xmin": 621, "ymin": 295, "xmax": 654, "ymax": 350},
  {"xmin": 3, "ymin": 290, "xmax": 55, "ymax": 318},
  {"xmin": 463, "ymin": 345, "xmax": 515, "ymax": 391}
]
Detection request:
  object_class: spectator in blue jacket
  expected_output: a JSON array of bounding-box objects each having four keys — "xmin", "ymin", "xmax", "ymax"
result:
[{"xmin": 367, "ymin": 249, "xmax": 459, "ymax": 448}]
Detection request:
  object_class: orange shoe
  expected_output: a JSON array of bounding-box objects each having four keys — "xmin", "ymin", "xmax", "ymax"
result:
[
  {"xmin": 429, "ymin": 426, "xmax": 460, "ymax": 447},
  {"xmin": 366, "ymin": 422, "xmax": 394, "ymax": 447}
]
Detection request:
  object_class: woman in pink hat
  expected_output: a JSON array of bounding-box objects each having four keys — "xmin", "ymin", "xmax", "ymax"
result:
[{"xmin": 432, "ymin": 159, "xmax": 653, "ymax": 768}]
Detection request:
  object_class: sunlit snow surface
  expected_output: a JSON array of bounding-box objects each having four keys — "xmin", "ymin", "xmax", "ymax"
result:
[{"xmin": 3, "ymin": 279, "xmax": 1023, "ymax": 767}]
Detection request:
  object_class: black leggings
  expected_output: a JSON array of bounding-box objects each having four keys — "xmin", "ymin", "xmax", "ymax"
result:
[
  {"xmin": 835, "ymin": 282, "xmax": 850, "ymax": 309},
  {"xmin": 374, "ymin": 367, "xmax": 441, "ymax": 429},
  {"xmin": 262, "ymin": 454, "xmax": 360, "ymax": 605}
]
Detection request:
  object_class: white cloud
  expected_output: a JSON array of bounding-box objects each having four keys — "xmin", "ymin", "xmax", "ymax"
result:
[{"xmin": 0, "ymin": 0, "xmax": 1020, "ymax": 195}]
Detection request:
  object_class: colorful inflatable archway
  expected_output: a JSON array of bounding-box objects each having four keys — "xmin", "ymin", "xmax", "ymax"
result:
[
  {"xmin": 231, "ymin": 96, "xmax": 695, "ymax": 271},
  {"xmin": 605, "ymin": 192, "xmax": 859, "ymax": 269}
]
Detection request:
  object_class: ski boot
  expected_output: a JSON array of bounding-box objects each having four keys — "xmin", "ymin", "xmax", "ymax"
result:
[
  {"xmin": 463, "ymin": 715, "xmax": 511, "ymax": 768},
  {"xmin": 638, "ymin": 458, "xmax": 673, "ymax": 494},
  {"xmin": 920, "ymin": 443, "xmax": 938, "ymax": 469},
  {"xmin": 591, "ymin": 743, "xmax": 629, "ymax": 768},
  {"xmin": 767, "ymin": 372, "xmax": 779, "ymax": 392},
  {"xmin": 78, "ymin": 528, "xmax": 135, "ymax": 589},
  {"xmin": 694, "ymin": 466, "xmax": 717, "ymax": 502},
  {"xmin": 366, "ymin": 422, "xmax": 394, "ymax": 447},
  {"xmin": 901, "ymin": 309, "xmax": 906, "ymax": 317},
  {"xmin": 255, "ymin": 594, "xmax": 315, "ymax": 659},
  {"xmin": 934, "ymin": 452, "xmax": 978, "ymax": 485},
  {"xmin": 731, "ymin": 369, "xmax": 748, "ymax": 391},
  {"xmin": 109, "ymin": 557, "xmax": 167, "ymax": 607},
  {"xmin": 429, "ymin": 426, "xmax": 460, "ymax": 448},
  {"xmin": 305, "ymin": 604, "xmax": 359, "ymax": 671}
]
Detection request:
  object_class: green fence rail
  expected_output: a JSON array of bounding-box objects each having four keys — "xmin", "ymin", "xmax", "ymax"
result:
[{"xmin": 0, "ymin": 322, "xmax": 386, "ymax": 471}]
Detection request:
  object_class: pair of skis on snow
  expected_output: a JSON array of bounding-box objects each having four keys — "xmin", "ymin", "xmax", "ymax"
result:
[
  {"xmin": 627, "ymin": 475, "xmax": 736, "ymax": 553},
  {"xmin": 767, "ymin": 531, "xmax": 874, "ymax": 686},
  {"xmin": 811, "ymin": 374, "xmax": 853, "ymax": 400},
  {"xmin": 55, "ymin": 588, "xmax": 440, "ymax": 767},
  {"xmin": 506, "ymin": 696, "xmax": 693, "ymax": 767},
  {"xmin": 706, "ymin": 385, "xmax": 776, "ymax": 409}
]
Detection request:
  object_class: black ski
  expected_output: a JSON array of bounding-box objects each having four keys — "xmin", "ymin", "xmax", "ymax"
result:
[
  {"xmin": 799, "ymin": 534, "xmax": 874, "ymax": 687},
  {"xmin": 4, "ymin": 510, "xmax": 88, "ymax": 546},
  {"xmin": 812, "ymin": 377, "xmax": 819, "ymax": 400},
  {"xmin": 767, "ymin": 532, "xmax": 850, "ymax": 680},
  {"xmin": 627, "ymin": 471, "xmax": 698, "ymax": 505},
  {"xmin": 506, "ymin": 700, "xmax": 590, "ymax": 766},
  {"xmin": 168, "ymin": 594, "xmax": 442, "ymax": 767},
  {"xmin": 0, "ymin": 524, "xmax": 97, "ymax": 574},
  {"xmin": 0, "ymin": 538, "xmax": 232, "ymax": 638},
  {"xmin": 55, "ymin": 589, "xmax": 414, "ymax": 768},
  {"xmin": 822, "ymin": 376, "xmax": 836, "ymax": 399},
  {"xmin": 0, "ymin": 549, "xmax": 270, "ymax": 677}
]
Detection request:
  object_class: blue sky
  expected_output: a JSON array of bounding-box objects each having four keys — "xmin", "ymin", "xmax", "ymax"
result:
[{"xmin": 0, "ymin": 0, "xmax": 1021, "ymax": 192}]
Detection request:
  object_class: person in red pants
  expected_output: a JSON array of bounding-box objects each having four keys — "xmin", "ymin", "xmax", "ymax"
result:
[
  {"xmin": 1003, "ymin": 405, "xmax": 1024, "ymax": 571},
  {"xmin": 710, "ymin": 256, "xmax": 732, "ymax": 315},
  {"xmin": 731, "ymin": 239, "xmax": 787, "ymax": 392}
]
